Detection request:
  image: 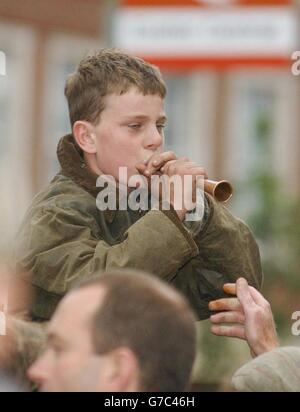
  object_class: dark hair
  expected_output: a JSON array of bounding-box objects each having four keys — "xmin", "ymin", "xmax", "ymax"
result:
[
  {"xmin": 76, "ymin": 270, "xmax": 196, "ymax": 392},
  {"xmin": 65, "ymin": 49, "xmax": 166, "ymax": 127}
]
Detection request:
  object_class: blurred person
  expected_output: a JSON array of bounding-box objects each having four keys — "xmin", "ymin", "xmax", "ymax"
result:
[
  {"xmin": 0, "ymin": 317, "xmax": 46, "ymax": 391},
  {"xmin": 231, "ymin": 346, "xmax": 300, "ymax": 392},
  {"xmin": 27, "ymin": 270, "xmax": 197, "ymax": 392},
  {"xmin": 208, "ymin": 278, "xmax": 300, "ymax": 391},
  {"xmin": 14, "ymin": 49, "xmax": 262, "ymax": 323},
  {"xmin": 0, "ymin": 266, "xmax": 46, "ymax": 391}
]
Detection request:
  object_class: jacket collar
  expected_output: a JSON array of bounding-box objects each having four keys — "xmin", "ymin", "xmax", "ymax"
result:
[{"xmin": 57, "ymin": 134, "xmax": 116, "ymax": 222}]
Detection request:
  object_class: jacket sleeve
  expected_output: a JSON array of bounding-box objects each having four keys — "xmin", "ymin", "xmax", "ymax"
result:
[
  {"xmin": 194, "ymin": 195, "xmax": 263, "ymax": 290},
  {"xmin": 172, "ymin": 194, "xmax": 263, "ymax": 319},
  {"xmin": 15, "ymin": 205, "xmax": 199, "ymax": 319}
]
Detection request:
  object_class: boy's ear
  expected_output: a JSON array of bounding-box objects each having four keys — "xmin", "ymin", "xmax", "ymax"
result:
[{"xmin": 73, "ymin": 121, "xmax": 97, "ymax": 154}]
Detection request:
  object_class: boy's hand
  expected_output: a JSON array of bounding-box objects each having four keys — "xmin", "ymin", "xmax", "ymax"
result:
[
  {"xmin": 159, "ymin": 158, "xmax": 207, "ymax": 220},
  {"xmin": 135, "ymin": 151, "xmax": 178, "ymax": 176},
  {"xmin": 136, "ymin": 153, "xmax": 208, "ymax": 221},
  {"xmin": 209, "ymin": 278, "xmax": 279, "ymax": 357}
]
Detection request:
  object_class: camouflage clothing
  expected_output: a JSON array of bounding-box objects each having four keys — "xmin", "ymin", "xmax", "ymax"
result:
[{"xmin": 15, "ymin": 134, "xmax": 263, "ymax": 321}]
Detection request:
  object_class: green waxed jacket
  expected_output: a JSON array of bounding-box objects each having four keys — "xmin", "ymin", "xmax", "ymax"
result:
[{"xmin": 15, "ymin": 134, "xmax": 262, "ymax": 321}]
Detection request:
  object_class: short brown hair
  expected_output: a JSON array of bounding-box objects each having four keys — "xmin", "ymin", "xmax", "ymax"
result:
[
  {"xmin": 76, "ymin": 270, "xmax": 196, "ymax": 392},
  {"xmin": 65, "ymin": 49, "xmax": 167, "ymax": 127}
]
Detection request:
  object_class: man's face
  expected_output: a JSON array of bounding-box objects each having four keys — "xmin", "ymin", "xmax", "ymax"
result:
[
  {"xmin": 28, "ymin": 287, "xmax": 111, "ymax": 392},
  {"xmin": 93, "ymin": 87, "xmax": 166, "ymax": 181}
]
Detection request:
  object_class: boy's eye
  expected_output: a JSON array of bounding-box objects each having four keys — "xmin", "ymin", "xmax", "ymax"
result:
[
  {"xmin": 156, "ymin": 124, "xmax": 165, "ymax": 132},
  {"xmin": 128, "ymin": 123, "xmax": 165, "ymax": 132},
  {"xmin": 128, "ymin": 124, "xmax": 141, "ymax": 129}
]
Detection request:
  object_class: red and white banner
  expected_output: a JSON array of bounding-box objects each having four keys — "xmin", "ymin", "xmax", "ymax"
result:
[
  {"xmin": 121, "ymin": 1, "xmax": 293, "ymax": 8},
  {"xmin": 114, "ymin": 0, "xmax": 297, "ymax": 69}
]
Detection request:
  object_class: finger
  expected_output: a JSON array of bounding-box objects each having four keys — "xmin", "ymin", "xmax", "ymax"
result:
[
  {"xmin": 177, "ymin": 161, "xmax": 198, "ymax": 169},
  {"xmin": 248, "ymin": 285, "xmax": 270, "ymax": 307},
  {"xmin": 224, "ymin": 279, "xmax": 267, "ymax": 306},
  {"xmin": 178, "ymin": 156, "xmax": 190, "ymax": 162},
  {"xmin": 211, "ymin": 324, "xmax": 246, "ymax": 340},
  {"xmin": 223, "ymin": 283, "xmax": 237, "ymax": 296},
  {"xmin": 210, "ymin": 311, "xmax": 245, "ymax": 325},
  {"xmin": 236, "ymin": 278, "xmax": 256, "ymax": 313},
  {"xmin": 146, "ymin": 151, "xmax": 177, "ymax": 174},
  {"xmin": 160, "ymin": 159, "xmax": 178, "ymax": 174},
  {"xmin": 185, "ymin": 166, "xmax": 208, "ymax": 179},
  {"xmin": 167, "ymin": 161, "xmax": 197, "ymax": 173},
  {"xmin": 162, "ymin": 163, "xmax": 207, "ymax": 179},
  {"xmin": 136, "ymin": 162, "xmax": 149, "ymax": 174},
  {"xmin": 209, "ymin": 297, "xmax": 242, "ymax": 312}
]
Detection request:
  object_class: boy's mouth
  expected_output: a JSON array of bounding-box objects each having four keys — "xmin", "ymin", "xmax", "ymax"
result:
[
  {"xmin": 143, "ymin": 151, "xmax": 161, "ymax": 166},
  {"xmin": 143, "ymin": 157, "xmax": 151, "ymax": 165}
]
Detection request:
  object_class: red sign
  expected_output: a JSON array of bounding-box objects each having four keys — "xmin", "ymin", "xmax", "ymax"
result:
[{"xmin": 121, "ymin": 0, "xmax": 292, "ymax": 7}]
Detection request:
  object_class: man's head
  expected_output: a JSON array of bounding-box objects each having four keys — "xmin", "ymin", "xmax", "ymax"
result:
[
  {"xmin": 28, "ymin": 270, "xmax": 197, "ymax": 392},
  {"xmin": 65, "ymin": 49, "xmax": 167, "ymax": 181}
]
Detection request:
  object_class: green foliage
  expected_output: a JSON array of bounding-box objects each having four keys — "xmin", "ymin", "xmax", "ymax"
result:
[
  {"xmin": 236, "ymin": 110, "xmax": 300, "ymax": 333},
  {"xmin": 193, "ymin": 98, "xmax": 300, "ymax": 387}
]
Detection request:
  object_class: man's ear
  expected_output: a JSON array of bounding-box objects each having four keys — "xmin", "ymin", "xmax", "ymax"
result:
[
  {"xmin": 73, "ymin": 121, "xmax": 97, "ymax": 154},
  {"xmin": 101, "ymin": 347, "xmax": 140, "ymax": 392}
]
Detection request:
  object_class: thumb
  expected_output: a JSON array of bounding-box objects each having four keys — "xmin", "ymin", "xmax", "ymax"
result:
[{"xmin": 236, "ymin": 277, "xmax": 255, "ymax": 313}]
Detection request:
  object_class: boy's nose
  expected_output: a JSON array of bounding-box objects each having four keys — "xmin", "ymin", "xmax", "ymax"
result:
[{"xmin": 143, "ymin": 128, "xmax": 163, "ymax": 150}]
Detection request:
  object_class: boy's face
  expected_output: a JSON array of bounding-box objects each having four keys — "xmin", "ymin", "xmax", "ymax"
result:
[{"xmin": 92, "ymin": 87, "xmax": 166, "ymax": 181}]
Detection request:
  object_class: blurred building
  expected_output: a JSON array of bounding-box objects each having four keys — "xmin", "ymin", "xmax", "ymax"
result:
[
  {"xmin": 1, "ymin": 0, "xmax": 300, "ymax": 390},
  {"xmin": 0, "ymin": 0, "xmax": 114, "ymax": 252}
]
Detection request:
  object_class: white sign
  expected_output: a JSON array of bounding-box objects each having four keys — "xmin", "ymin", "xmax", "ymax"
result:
[{"xmin": 114, "ymin": 7, "xmax": 297, "ymax": 58}]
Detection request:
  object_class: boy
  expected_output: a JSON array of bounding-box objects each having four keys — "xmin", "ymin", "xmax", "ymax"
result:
[{"xmin": 15, "ymin": 49, "xmax": 262, "ymax": 321}]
